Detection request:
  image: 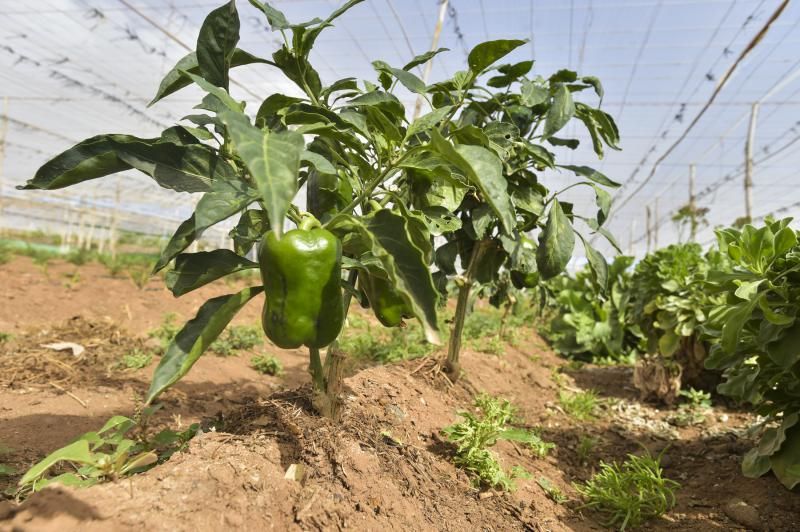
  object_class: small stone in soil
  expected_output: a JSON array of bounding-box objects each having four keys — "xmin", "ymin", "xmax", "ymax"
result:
[{"xmin": 723, "ymin": 500, "xmax": 762, "ymax": 530}]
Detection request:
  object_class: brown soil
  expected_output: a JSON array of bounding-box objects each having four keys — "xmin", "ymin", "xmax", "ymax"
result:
[{"xmin": 1, "ymin": 256, "xmax": 799, "ymax": 531}]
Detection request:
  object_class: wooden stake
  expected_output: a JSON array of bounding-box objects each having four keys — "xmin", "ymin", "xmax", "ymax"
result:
[
  {"xmin": 413, "ymin": 0, "xmax": 449, "ymax": 119},
  {"xmin": 744, "ymin": 102, "xmax": 759, "ymax": 223}
]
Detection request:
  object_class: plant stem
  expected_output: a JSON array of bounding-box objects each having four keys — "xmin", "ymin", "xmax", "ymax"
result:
[
  {"xmin": 445, "ymin": 240, "xmax": 488, "ymax": 378},
  {"xmin": 309, "ymin": 346, "xmax": 325, "ymax": 392}
]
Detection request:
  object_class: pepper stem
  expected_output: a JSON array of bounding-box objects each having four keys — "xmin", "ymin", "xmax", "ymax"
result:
[
  {"xmin": 445, "ymin": 239, "xmax": 488, "ymax": 380},
  {"xmin": 309, "ymin": 346, "xmax": 325, "ymax": 392},
  {"xmin": 299, "ymin": 213, "xmax": 321, "ymax": 231}
]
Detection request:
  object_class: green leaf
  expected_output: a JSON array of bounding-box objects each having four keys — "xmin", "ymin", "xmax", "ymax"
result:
[
  {"xmin": 734, "ymin": 279, "xmax": 764, "ymax": 301},
  {"xmin": 542, "ymin": 84, "xmax": 575, "ymax": 139},
  {"xmin": 547, "ymin": 137, "xmax": 579, "ymax": 149},
  {"xmin": 372, "ymin": 61, "xmax": 427, "ymax": 94},
  {"xmin": 166, "ymin": 250, "xmax": 258, "ymax": 297},
  {"xmin": 301, "ymin": 150, "xmax": 336, "ymax": 174},
  {"xmin": 181, "ymin": 71, "xmax": 242, "ymax": 112},
  {"xmin": 658, "ymin": 329, "xmax": 680, "ymax": 357},
  {"xmin": 146, "ymin": 286, "xmax": 263, "ymax": 404},
  {"xmin": 721, "ymin": 299, "xmax": 758, "ymax": 354},
  {"xmin": 196, "ymin": 1, "xmax": 240, "ymax": 89},
  {"xmin": 550, "ymin": 69, "xmax": 578, "ymax": 83},
  {"xmin": 582, "ymin": 75, "xmax": 604, "ymax": 100},
  {"xmin": 487, "ymin": 60, "xmax": 533, "ymax": 88},
  {"xmin": 521, "ymin": 79, "xmax": 549, "ymax": 107},
  {"xmin": 195, "ymin": 179, "xmax": 259, "ymax": 231},
  {"xmin": 774, "ymin": 227, "xmax": 797, "ymax": 256},
  {"xmin": 18, "ymin": 134, "xmax": 136, "ymax": 190},
  {"xmin": 429, "ymin": 129, "xmax": 515, "ymax": 234},
  {"xmin": 769, "ymin": 423, "xmax": 800, "ymax": 489},
  {"xmin": 758, "ymin": 294, "xmax": 794, "ymax": 325},
  {"xmin": 405, "ymin": 106, "xmax": 453, "ymax": 139},
  {"xmin": 230, "ymin": 209, "xmax": 269, "ymax": 255},
  {"xmin": 19, "ymin": 440, "xmax": 93, "ymax": 486},
  {"xmin": 343, "ymin": 91, "xmax": 405, "ymax": 118},
  {"xmin": 467, "ymin": 39, "xmax": 527, "ymax": 75},
  {"xmin": 272, "ymin": 46, "xmax": 322, "ymax": 98},
  {"xmin": 578, "ymin": 233, "xmax": 608, "ymax": 289},
  {"xmin": 248, "ymin": 0, "xmax": 290, "ymax": 30},
  {"xmin": 559, "ymin": 165, "xmax": 620, "ymax": 188},
  {"xmin": 114, "ymin": 141, "xmax": 233, "ymax": 193},
  {"xmin": 742, "ymin": 447, "xmax": 772, "ymax": 478},
  {"xmin": 403, "ymin": 48, "xmax": 449, "ymax": 71},
  {"xmin": 767, "ymin": 321, "xmax": 800, "ymax": 368},
  {"xmin": 592, "ymin": 185, "xmax": 612, "ymax": 226},
  {"xmin": 220, "ymin": 111, "xmax": 304, "ymax": 237},
  {"xmin": 154, "ymin": 215, "xmax": 198, "ymax": 273},
  {"xmin": 537, "ymin": 200, "xmax": 575, "ymax": 279},
  {"xmin": 149, "ymin": 49, "xmax": 269, "ymax": 106},
  {"xmin": 327, "ymin": 211, "xmax": 440, "ymax": 344}
]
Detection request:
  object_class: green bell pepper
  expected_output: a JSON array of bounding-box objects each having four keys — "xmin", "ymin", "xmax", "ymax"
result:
[{"xmin": 259, "ymin": 219, "xmax": 344, "ymax": 349}]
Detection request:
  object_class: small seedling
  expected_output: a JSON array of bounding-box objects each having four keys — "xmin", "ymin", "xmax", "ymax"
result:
[
  {"xmin": 669, "ymin": 388, "xmax": 712, "ymax": 427},
  {"xmin": 559, "ymin": 389, "xmax": 600, "ymax": 421},
  {"xmin": 537, "ymin": 476, "xmax": 568, "ymax": 503},
  {"xmin": 0, "ymin": 332, "xmax": 11, "ymax": 343},
  {"xmin": 528, "ymin": 430, "xmax": 557, "ymax": 458},
  {"xmin": 251, "ymin": 354, "xmax": 283, "ymax": 376},
  {"xmin": 148, "ymin": 313, "xmax": 181, "ymax": 353},
  {"xmin": 574, "ymin": 450, "xmax": 679, "ymax": 530},
  {"xmin": 211, "ymin": 325, "xmax": 263, "ymax": 356},
  {"xmin": 116, "ymin": 349, "xmax": 153, "ymax": 370},
  {"xmin": 17, "ymin": 411, "xmax": 199, "ymax": 495},
  {"xmin": 443, "ymin": 394, "xmax": 543, "ymax": 491}
]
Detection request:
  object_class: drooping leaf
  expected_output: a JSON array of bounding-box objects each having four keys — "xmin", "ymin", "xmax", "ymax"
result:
[
  {"xmin": 220, "ymin": 111, "xmax": 304, "ymax": 237},
  {"xmin": 429, "ymin": 129, "xmax": 515, "ymax": 234},
  {"xmin": 166, "ymin": 250, "xmax": 258, "ymax": 296},
  {"xmin": 196, "ymin": 0, "xmax": 240, "ymax": 89},
  {"xmin": 578, "ymin": 233, "xmax": 608, "ymax": 288},
  {"xmin": 537, "ymin": 199, "xmax": 575, "ymax": 279},
  {"xmin": 181, "ymin": 71, "xmax": 242, "ymax": 112},
  {"xmin": 19, "ymin": 440, "xmax": 94, "ymax": 487},
  {"xmin": 542, "ymin": 84, "xmax": 574, "ymax": 139},
  {"xmin": 248, "ymin": 0, "xmax": 290, "ymax": 29},
  {"xmin": 146, "ymin": 287, "xmax": 263, "ymax": 404},
  {"xmin": 560, "ymin": 165, "xmax": 620, "ymax": 188},
  {"xmin": 403, "ymin": 48, "xmax": 449, "ymax": 71},
  {"xmin": 154, "ymin": 215, "xmax": 198, "ymax": 273},
  {"xmin": 721, "ymin": 299, "xmax": 758, "ymax": 354}
]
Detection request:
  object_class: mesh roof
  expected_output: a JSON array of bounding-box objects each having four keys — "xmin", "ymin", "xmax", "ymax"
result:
[{"xmin": 1, "ymin": 0, "xmax": 799, "ymax": 254}]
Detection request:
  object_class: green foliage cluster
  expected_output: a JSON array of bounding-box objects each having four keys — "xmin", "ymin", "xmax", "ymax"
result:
[
  {"xmin": 116, "ymin": 349, "xmax": 153, "ymax": 371},
  {"xmin": 210, "ymin": 324, "xmax": 263, "ymax": 356},
  {"xmin": 703, "ymin": 218, "xmax": 800, "ymax": 489},
  {"xmin": 540, "ymin": 255, "xmax": 638, "ymax": 363},
  {"xmin": 17, "ymin": 412, "xmax": 198, "ymax": 495},
  {"xmin": 443, "ymin": 394, "xmax": 551, "ymax": 490},
  {"xmin": 250, "ymin": 354, "xmax": 283, "ymax": 375},
  {"xmin": 574, "ymin": 451, "xmax": 679, "ymax": 530},
  {"xmin": 558, "ymin": 389, "xmax": 600, "ymax": 420}
]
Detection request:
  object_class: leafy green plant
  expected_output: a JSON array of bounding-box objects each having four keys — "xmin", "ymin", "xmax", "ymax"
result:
[
  {"xmin": 574, "ymin": 451, "xmax": 679, "ymax": 530},
  {"xmin": 20, "ymin": 0, "xmax": 620, "ymax": 419},
  {"xmin": 559, "ymin": 389, "xmax": 600, "ymax": 420},
  {"xmin": 251, "ymin": 354, "xmax": 283, "ymax": 376},
  {"xmin": 443, "ymin": 394, "xmax": 542, "ymax": 490},
  {"xmin": 116, "ymin": 349, "xmax": 154, "ymax": 371},
  {"xmin": 18, "ymin": 413, "xmax": 198, "ymax": 494},
  {"xmin": 541, "ymin": 256, "xmax": 639, "ymax": 363},
  {"xmin": 148, "ymin": 313, "xmax": 181, "ymax": 354},
  {"xmin": 703, "ymin": 218, "xmax": 800, "ymax": 489},
  {"xmin": 628, "ymin": 243, "xmax": 726, "ymax": 403},
  {"xmin": 528, "ymin": 430, "xmax": 557, "ymax": 458},
  {"xmin": 210, "ymin": 324, "xmax": 263, "ymax": 356},
  {"xmin": 0, "ymin": 332, "xmax": 11, "ymax": 343},
  {"xmin": 537, "ymin": 476, "xmax": 568, "ymax": 503}
]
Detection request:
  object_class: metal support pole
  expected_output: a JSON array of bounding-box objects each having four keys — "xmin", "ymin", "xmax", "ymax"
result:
[
  {"xmin": 689, "ymin": 164, "xmax": 697, "ymax": 241},
  {"xmin": 413, "ymin": 0, "xmax": 449, "ymax": 119},
  {"xmin": 645, "ymin": 206, "xmax": 652, "ymax": 254},
  {"xmin": 744, "ymin": 102, "xmax": 759, "ymax": 223},
  {"xmin": 653, "ymin": 198, "xmax": 659, "ymax": 249}
]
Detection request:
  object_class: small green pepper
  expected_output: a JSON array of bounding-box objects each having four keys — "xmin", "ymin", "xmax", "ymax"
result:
[
  {"xmin": 259, "ymin": 219, "xmax": 344, "ymax": 349},
  {"xmin": 360, "ymin": 273, "xmax": 412, "ymax": 327}
]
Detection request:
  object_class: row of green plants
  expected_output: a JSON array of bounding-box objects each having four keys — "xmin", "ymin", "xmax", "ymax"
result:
[{"xmin": 539, "ymin": 218, "xmax": 800, "ymax": 490}]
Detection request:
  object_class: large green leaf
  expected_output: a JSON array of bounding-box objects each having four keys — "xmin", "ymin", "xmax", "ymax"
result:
[
  {"xmin": 149, "ymin": 49, "xmax": 269, "ymax": 106},
  {"xmin": 154, "ymin": 215, "xmax": 198, "ymax": 273},
  {"xmin": 578, "ymin": 233, "xmax": 608, "ymax": 289},
  {"xmin": 194, "ymin": 179, "xmax": 259, "ymax": 230},
  {"xmin": 721, "ymin": 298, "xmax": 758, "ymax": 354},
  {"xmin": 560, "ymin": 165, "xmax": 620, "ymax": 188},
  {"xmin": 327, "ymin": 211, "xmax": 440, "ymax": 344},
  {"xmin": 220, "ymin": 111, "xmax": 304, "ymax": 236},
  {"xmin": 114, "ymin": 141, "xmax": 235, "ymax": 193},
  {"xmin": 537, "ymin": 200, "xmax": 575, "ymax": 279},
  {"xmin": 18, "ymin": 134, "xmax": 137, "ymax": 190},
  {"xmin": 542, "ymin": 84, "xmax": 575, "ymax": 139},
  {"xmin": 770, "ymin": 421, "xmax": 800, "ymax": 489},
  {"xmin": 196, "ymin": 0, "xmax": 240, "ymax": 89},
  {"xmin": 146, "ymin": 286, "xmax": 263, "ymax": 404},
  {"xmin": 767, "ymin": 321, "xmax": 800, "ymax": 368},
  {"xmin": 182, "ymin": 71, "xmax": 242, "ymax": 112},
  {"xmin": 467, "ymin": 39, "xmax": 527, "ymax": 75},
  {"xmin": 429, "ymin": 129, "xmax": 515, "ymax": 234},
  {"xmin": 19, "ymin": 440, "xmax": 93, "ymax": 486},
  {"xmin": 230, "ymin": 209, "xmax": 269, "ymax": 255},
  {"xmin": 166, "ymin": 250, "xmax": 258, "ymax": 296}
]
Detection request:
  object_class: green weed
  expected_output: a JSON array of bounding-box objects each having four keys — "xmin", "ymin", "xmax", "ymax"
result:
[
  {"xmin": 537, "ymin": 476, "xmax": 568, "ymax": 503},
  {"xmin": 0, "ymin": 332, "xmax": 12, "ymax": 343},
  {"xmin": 575, "ymin": 450, "xmax": 679, "ymax": 530},
  {"xmin": 669, "ymin": 388, "xmax": 712, "ymax": 427},
  {"xmin": 577, "ymin": 435, "xmax": 600, "ymax": 463},
  {"xmin": 442, "ymin": 394, "xmax": 542, "ymax": 491},
  {"xmin": 148, "ymin": 313, "xmax": 181, "ymax": 353},
  {"xmin": 340, "ymin": 320, "xmax": 435, "ymax": 364},
  {"xmin": 251, "ymin": 354, "xmax": 283, "ymax": 376},
  {"xmin": 116, "ymin": 349, "xmax": 153, "ymax": 370},
  {"xmin": 211, "ymin": 325, "xmax": 263, "ymax": 356},
  {"xmin": 528, "ymin": 430, "xmax": 557, "ymax": 458},
  {"xmin": 559, "ymin": 389, "xmax": 600, "ymax": 421}
]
